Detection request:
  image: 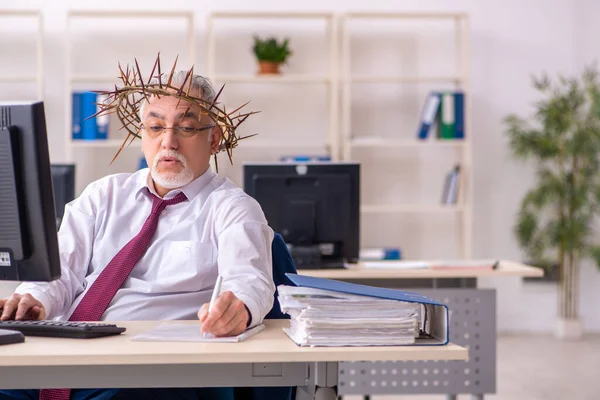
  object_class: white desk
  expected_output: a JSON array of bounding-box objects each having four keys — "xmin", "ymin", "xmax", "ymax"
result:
[
  {"xmin": 0, "ymin": 320, "xmax": 467, "ymax": 400},
  {"xmin": 299, "ymin": 260, "xmax": 544, "ymax": 280}
]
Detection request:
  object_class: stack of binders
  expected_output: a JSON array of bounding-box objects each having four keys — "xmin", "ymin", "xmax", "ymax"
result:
[
  {"xmin": 278, "ymin": 274, "xmax": 450, "ymax": 347},
  {"xmin": 417, "ymin": 91, "xmax": 465, "ymax": 140}
]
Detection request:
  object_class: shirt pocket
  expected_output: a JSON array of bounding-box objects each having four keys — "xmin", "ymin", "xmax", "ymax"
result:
[{"xmin": 158, "ymin": 240, "xmax": 217, "ymax": 291}]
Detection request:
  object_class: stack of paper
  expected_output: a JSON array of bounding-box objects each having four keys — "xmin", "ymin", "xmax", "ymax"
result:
[{"xmin": 277, "ymin": 285, "xmax": 420, "ymax": 347}]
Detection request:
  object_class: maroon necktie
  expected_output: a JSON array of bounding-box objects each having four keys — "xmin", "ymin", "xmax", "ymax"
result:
[{"xmin": 39, "ymin": 191, "xmax": 187, "ymax": 400}]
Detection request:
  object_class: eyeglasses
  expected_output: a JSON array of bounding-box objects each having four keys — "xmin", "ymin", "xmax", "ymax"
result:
[{"xmin": 141, "ymin": 123, "xmax": 216, "ymax": 139}]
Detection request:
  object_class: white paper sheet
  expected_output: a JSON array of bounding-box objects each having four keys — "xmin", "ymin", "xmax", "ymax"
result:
[
  {"xmin": 278, "ymin": 285, "xmax": 420, "ymax": 347},
  {"xmin": 131, "ymin": 323, "xmax": 265, "ymax": 343}
]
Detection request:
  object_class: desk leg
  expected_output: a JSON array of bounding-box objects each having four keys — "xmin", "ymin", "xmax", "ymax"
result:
[
  {"xmin": 315, "ymin": 387, "xmax": 337, "ymax": 400},
  {"xmin": 298, "ymin": 387, "xmax": 337, "ymax": 400},
  {"xmin": 297, "ymin": 362, "xmax": 338, "ymax": 400},
  {"xmin": 447, "ymin": 395, "xmax": 457, "ymax": 400},
  {"xmin": 472, "ymin": 395, "xmax": 484, "ymax": 400}
]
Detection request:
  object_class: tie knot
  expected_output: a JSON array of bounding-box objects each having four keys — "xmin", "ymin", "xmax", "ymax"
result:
[{"xmin": 151, "ymin": 192, "xmax": 187, "ymax": 214}]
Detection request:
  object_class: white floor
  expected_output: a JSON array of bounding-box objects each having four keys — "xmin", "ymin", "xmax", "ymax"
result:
[{"xmin": 341, "ymin": 333, "xmax": 600, "ymax": 400}]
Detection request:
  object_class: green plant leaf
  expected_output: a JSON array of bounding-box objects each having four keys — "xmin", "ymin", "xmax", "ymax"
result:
[
  {"xmin": 532, "ymin": 73, "xmax": 551, "ymax": 92},
  {"xmin": 252, "ymin": 36, "xmax": 292, "ymax": 63},
  {"xmin": 514, "ymin": 207, "xmax": 538, "ymax": 248},
  {"xmin": 588, "ymin": 245, "xmax": 600, "ymax": 270},
  {"xmin": 504, "ymin": 115, "xmax": 561, "ymax": 159}
]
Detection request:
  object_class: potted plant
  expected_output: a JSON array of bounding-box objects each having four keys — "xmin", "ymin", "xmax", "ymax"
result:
[
  {"xmin": 503, "ymin": 64, "xmax": 600, "ymax": 338},
  {"xmin": 252, "ymin": 36, "xmax": 292, "ymax": 75}
]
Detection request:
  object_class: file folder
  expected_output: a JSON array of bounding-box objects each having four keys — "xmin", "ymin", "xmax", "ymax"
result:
[
  {"xmin": 417, "ymin": 92, "xmax": 441, "ymax": 139},
  {"xmin": 286, "ymin": 273, "xmax": 450, "ymax": 345},
  {"xmin": 454, "ymin": 91, "xmax": 465, "ymax": 139}
]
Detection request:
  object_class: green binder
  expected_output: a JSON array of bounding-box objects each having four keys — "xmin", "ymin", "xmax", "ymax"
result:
[{"xmin": 437, "ymin": 92, "xmax": 455, "ymax": 139}]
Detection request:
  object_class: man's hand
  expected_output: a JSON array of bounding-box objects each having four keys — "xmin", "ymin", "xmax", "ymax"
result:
[
  {"xmin": 0, "ymin": 293, "xmax": 46, "ymax": 321},
  {"xmin": 197, "ymin": 291, "xmax": 250, "ymax": 337}
]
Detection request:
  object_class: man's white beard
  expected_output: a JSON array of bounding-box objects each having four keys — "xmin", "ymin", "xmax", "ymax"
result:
[{"xmin": 151, "ymin": 149, "xmax": 194, "ymax": 190}]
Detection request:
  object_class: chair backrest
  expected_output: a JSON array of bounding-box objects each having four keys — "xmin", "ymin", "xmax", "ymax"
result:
[{"xmin": 266, "ymin": 232, "xmax": 298, "ymax": 319}]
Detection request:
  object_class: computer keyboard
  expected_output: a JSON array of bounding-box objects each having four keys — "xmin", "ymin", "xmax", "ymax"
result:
[{"xmin": 0, "ymin": 320, "xmax": 126, "ymax": 339}]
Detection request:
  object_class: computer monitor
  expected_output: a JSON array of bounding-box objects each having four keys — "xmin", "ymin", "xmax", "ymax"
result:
[
  {"xmin": 51, "ymin": 164, "xmax": 76, "ymax": 228},
  {"xmin": 0, "ymin": 101, "xmax": 61, "ymax": 281},
  {"xmin": 243, "ymin": 162, "xmax": 360, "ymax": 269}
]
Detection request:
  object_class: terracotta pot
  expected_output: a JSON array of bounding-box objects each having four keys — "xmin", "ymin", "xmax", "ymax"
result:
[{"xmin": 258, "ymin": 61, "xmax": 281, "ymax": 75}]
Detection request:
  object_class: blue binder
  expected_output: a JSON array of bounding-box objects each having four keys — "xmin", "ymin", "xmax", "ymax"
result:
[
  {"xmin": 72, "ymin": 92, "xmax": 82, "ymax": 139},
  {"xmin": 417, "ymin": 92, "xmax": 441, "ymax": 140},
  {"xmin": 81, "ymin": 91, "xmax": 99, "ymax": 140},
  {"xmin": 285, "ymin": 273, "xmax": 450, "ymax": 345},
  {"xmin": 454, "ymin": 91, "xmax": 465, "ymax": 139}
]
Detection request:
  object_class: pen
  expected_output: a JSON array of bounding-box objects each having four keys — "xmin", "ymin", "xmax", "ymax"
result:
[
  {"xmin": 204, "ymin": 275, "xmax": 222, "ymax": 338},
  {"xmin": 209, "ymin": 275, "xmax": 223, "ymax": 313}
]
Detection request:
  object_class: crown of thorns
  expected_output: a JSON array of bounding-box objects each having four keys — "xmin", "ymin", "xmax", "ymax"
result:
[{"xmin": 91, "ymin": 53, "xmax": 258, "ymax": 171}]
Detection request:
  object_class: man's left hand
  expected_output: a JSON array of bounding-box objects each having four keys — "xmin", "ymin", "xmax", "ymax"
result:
[{"xmin": 198, "ymin": 291, "xmax": 250, "ymax": 337}]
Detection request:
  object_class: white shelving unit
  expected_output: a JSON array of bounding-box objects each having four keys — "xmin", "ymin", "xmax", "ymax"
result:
[
  {"xmin": 206, "ymin": 11, "xmax": 340, "ymax": 160},
  {"xmin": 340, "ymin": 12, "xmax": 472, "ymax": 258},
  {"xmin": 64, "ymin": 10, "xmax": 195, "ymax": 159},
  {"xmin": 55, "ymin": 9, "xmax": 471, "ymax": 259},
  {"xmin": 0, "ymin": 10, "xmax": 44, "ymax": 100}
]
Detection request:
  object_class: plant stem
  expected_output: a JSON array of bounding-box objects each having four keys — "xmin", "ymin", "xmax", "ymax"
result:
[
  {"xmin": 557, "ymin": 152, "xmax": 568, "ymax": 319},
  {"xmin": 567, "ymin": 251, "xmax": 574, "ymax": 318},
  {"xmin": 566, "ymin": 153, "xmax": 580, "ymax": 320}
]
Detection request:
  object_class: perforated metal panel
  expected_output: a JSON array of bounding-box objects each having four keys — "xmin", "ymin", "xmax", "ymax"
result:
[{"xmin": 338, "ymin": 289, "xmax": 496, "ymax": 396}]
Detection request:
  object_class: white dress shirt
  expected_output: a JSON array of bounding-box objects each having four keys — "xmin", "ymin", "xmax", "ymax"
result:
[{"xmin": 15, "ymin": 168, "xmax": 275, "ymax": 327}]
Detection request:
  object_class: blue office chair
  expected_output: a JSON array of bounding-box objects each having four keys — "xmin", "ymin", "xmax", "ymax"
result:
[
  {"xmin": 233, "ymin": 233, "xmax": 297, "ymax": 400},
  {"xmin": 266, "ymin": 233, "xmax": 297, "ymax": 320}
]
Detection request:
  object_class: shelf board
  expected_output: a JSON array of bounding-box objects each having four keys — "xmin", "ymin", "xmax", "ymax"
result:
[
  {"xmin": 348, "ymin": 75, "xmax": 464, "ymax": 83},
  {"xmin": 361, "ymin": 204, "xmax": 463, "ymax": 214},
  {"xmin": 211, "ymin": 11, "xmax": 333, "ymax": 19},
  {"xmin": 345, "ymin": 12, "xmax": 468, "ymax": 19},
  {"xmin": 0, "ymin": 10, "xmax": 40, "ymax": 17},
  {"xmin": 214, "ymin": 74, "xmax": 331, "ymax": 84},
  {"xmin": 351, "ymin": 137, "xmax": 465, "ymax": 148},
  {"xmin": 0, "ymin": 75, "xmax": 38, "ymax": 83},
  {"xmin": 68, "ymin": 10, "xmax": 192, "ymax": 19},
  {"xmin": 235, "ymin": 140, "xmax": 328, "ymax": 148},
  {"xmin": 69, "ymin": 139, "xmax": 324, "ymax": 149},
  {"xmin": 71, "ymin": 75, "xmax": 121, "ymax": 83},
  {"xmin": 70, "ymin": 139, "xmax": 141, "ymax": 148}
]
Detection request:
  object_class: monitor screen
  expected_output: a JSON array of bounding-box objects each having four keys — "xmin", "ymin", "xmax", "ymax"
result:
[
  {"xmin": 0, "ymin": 101, "xmax": 61, "ymax": 281},
  {"xmin": 243, "ymin": 162, "xmax": 360, "ymax": 269}
]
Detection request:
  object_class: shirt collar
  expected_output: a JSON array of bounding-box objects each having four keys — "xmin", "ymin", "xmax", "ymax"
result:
[{"xmin": 134, "ymin": 167, "xmax": 216, "ymax": 201}]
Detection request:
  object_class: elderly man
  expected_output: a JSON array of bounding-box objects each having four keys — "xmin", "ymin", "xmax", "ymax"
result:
[{"xmin": 0, "ymin": 70, "xmax": 275, "ymax": 400}]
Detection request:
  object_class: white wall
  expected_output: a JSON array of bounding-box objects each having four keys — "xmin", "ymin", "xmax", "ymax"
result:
[{"xmin": 2, "ymin": 0, "xmax": 599, "ymax": 332}]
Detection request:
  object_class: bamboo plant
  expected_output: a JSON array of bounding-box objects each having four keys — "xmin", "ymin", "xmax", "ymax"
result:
[{"xmin": 504, "ymin": 64, "xmax": 600, "ymax": 322}]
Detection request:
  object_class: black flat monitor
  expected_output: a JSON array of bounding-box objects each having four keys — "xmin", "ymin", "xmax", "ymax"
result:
[
  {"xmin": 51, "ymin": 164, "xmax": 75, "ymax": 228},
  {"xmin": 0, "ymin": 101, "xmax": 61, "ymax": 281},
  {"xmin": 243, "ymin": 162, "xmax": 360, "ymax": 269}
]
